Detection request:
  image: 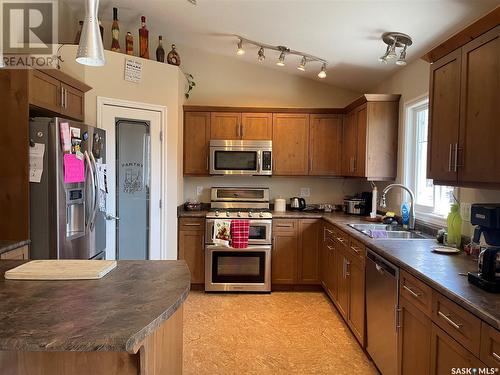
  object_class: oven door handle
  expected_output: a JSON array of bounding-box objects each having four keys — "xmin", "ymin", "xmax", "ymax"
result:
[{"xmin": 205, "ymin": 245, "xmax": 272, "ymax": 252}]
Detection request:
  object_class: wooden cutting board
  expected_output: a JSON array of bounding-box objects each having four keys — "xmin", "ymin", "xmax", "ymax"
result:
[{"xmin": 4, "ymin": 260, "xmax": 117, "ymax": 280}]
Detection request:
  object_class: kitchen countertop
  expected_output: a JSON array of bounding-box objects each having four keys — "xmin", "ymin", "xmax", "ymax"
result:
[
  {"xmin": 178, "ymin": 208, "xmax": 500, "ymax": 329},
  {"xmin": 0, "ymin": 260, "xmax": 190, "ymax": 352},
  {"xmin": 0, "ymin": 240, "xmax": 30, "ymax": 255}
]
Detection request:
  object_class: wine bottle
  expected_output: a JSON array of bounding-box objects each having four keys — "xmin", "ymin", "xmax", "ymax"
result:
[
  {"xmin": 74, "ymin": 20, "xmax": 83, "ymax": 44},
  {"xmin": 156, "ymin": 36, "xmax": 165, "ymax": 62},
  {"xmin": 126, "ymin": 32, "xmax": 134, "ymax": 55},
  {"xmin": 111, "ymin": 7, "xmax": 120, "ymax": 52},
  {"xmin": 139, "ymin": 16, "xmax": 149, "ymax": 59}
]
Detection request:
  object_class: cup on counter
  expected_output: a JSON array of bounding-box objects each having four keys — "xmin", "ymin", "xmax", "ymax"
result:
[{"xmin": 274, "ymin": 198, "xmax": 286, "ymax": 212}]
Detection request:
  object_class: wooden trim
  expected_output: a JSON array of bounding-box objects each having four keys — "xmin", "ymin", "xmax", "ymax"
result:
[
  {"xmin": 38, "ymin": 69, "xmax": 92, "ymax": 92},
  {"xmin": 183, "ymin": 94, "xmax": 401, "ymax": 115},
  {"xmin": 421, "ymin": 6, "xmax": 500, "ymax": 63}
]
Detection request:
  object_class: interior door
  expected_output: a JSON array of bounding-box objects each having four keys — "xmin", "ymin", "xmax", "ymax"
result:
[{"xmin": 101, "ymin": 105, "xmax": 162, "ymax": 260}]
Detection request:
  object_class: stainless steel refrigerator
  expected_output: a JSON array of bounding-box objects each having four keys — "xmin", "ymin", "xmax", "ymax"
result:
[{"xmin": 29, "ymin": 117, "xmax": 106, "ymax": 259}]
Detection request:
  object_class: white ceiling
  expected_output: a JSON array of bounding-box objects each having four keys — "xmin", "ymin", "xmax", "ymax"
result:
[{"xmin": 66, "ymin": 0, "xmax": 499, "ymax": 92}]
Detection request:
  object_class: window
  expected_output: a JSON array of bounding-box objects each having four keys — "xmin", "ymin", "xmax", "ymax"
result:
[{"xmin": 405, "ymin": 97, "xmax": 453, "ymax": 221}]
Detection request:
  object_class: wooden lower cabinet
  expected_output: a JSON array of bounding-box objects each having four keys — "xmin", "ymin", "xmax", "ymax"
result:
[
  {"xmin": 398, "ymin": 296, "xmax": 432, "ymax": 375},
  {"xmin": 336, "ymin": 247, "xmax": 350, "ymax": 320},
  {"xmin": 325, "ymin": 239, "xmax": 338, "ymax": 301},
  {"xmin": 430, "ymin": 323, "xmax": 485, "ymax": 375},
  {"xmin": 178, "ymin": 218, "xmax": 205, "ymax": 284},
  {"xmin": 0, "ymin": 245, "xmax": 29, "ymax": 260},
  {"xmin": 480, "ymin": 323, "xmax": 500, "ymax": 368},
  {"xmin": 348, "ymin": 255, "xmax": 365, "ymax": 343},
  {"xmin": 297, "ymin": 219, "xmax": 320, "ymax": 284},
  {"xmin": 272, "ymin": 230, "xmax": 298, "ymax": 285}
]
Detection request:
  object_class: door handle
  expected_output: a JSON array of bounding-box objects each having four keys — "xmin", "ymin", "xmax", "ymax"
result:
[
  {"xmin": 345, "ymin": 260, "xmax": 350, "ymax": 277},
  {"xmin": 60, "ymin": 86, "xmax": 65, "ymax": 108},
  {"xmin": 438, "ymin": 311, "xmax": 463, "ymax": 330},
  {"xmin": 448, "ymin": 143, "xmax": 453, "ymax": 172},
  {"xmin": 84, "ymin": 151, "xmax": 96, "ymax": 231},
  {"xmin": 64, "ymin": 88, "xmax": 68, "ymax": 109},
  {"xmin": 403, "ymin": 284, "xmax": 421, "ymax": 298},
  {"xmin": 105, "ymin": 214, "xmax": 120, "ymax": 221},
  {"xmin": 240, "ymin": 123, "xmax": 244, "ymax": 139}
]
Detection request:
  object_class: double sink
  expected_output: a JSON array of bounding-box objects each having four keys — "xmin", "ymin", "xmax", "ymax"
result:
[{"xmin": 348, "ymin": 223, "xmax": 429, "ymax": 240}]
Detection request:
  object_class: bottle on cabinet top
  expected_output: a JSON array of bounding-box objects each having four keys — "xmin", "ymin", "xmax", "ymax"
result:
[
  {"xmin": 126, "ymin": 32, "xmax": 134, "ymax": 55},
  {"xmin": 156, "ymin": 36, "xmax": 165, "ymax": 62},
  {"xmin": 74, "ymin": 20, "xmax": 83, "ymax": 44},
  {"xmin": 167, "ymin": 44, "xmax": 180, "ymax": 66},
  {"xmin": 139, "ymin": 15, "xmax": 149, "ymax": 59},
  {"xmin": 111, "ymin": 7, "xmax": 120, "ymax": 52}
]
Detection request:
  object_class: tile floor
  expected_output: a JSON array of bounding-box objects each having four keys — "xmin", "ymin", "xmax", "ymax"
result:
[{"xmin": 183, "ymin": 291, "xmax": 377, "ymax": 375}]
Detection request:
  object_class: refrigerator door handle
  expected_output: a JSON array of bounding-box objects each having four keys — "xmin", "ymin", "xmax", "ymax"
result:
[
  {"xmin": 89, "ymin": 152, "xmax": 99, "ymax": 231},
  {"xmin": 84, "ymin": 151, "xmax": 97, "ymax": 232}
]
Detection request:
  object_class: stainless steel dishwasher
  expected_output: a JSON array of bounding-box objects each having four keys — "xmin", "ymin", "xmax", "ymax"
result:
[{"xmin": 366, "ymin": 249, "xmax": 400, "ymax": 375}]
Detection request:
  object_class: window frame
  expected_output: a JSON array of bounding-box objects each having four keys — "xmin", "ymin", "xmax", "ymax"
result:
[{"xmin": 403, "ymin": 95, "xmax": 451, "ymax": 226}]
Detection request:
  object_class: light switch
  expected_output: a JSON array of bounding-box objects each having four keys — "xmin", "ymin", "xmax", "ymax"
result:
[
  {"xmin": 300, "ymin": 188, "xmax": 310, "ymax": 197},
  {"xmin": 196, "ymin": 186, "xmax": 203, "ymax": 196}
]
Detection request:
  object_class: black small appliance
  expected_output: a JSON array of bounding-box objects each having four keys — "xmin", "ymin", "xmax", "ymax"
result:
[
  {"xmin": 290, "ymin": 197, "xmax": 306, "ymax": 211},
  {"xmin": 467, "ymin": 203, "xmax": 500, "ymax": 293}
]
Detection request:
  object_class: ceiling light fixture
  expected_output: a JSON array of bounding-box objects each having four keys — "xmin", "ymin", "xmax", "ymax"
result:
[
  {"xmin": 258, "ymin": 47, "xmax": 265, "ymax": 62},
  {"xmin": 378, "ymin": 32, "xmax": 412, "ymax": 67},
  {"xmin": 318, "ymin": 63, "xmax": 327, "ymax": 79},
  {"xmin": 236, "ymin": 39, "xmax": 245, "ymax": 55},
  {"xmin": 297, "ymin": 56, "xmax": 307, "ymax": 71},
  {"xmin": 234, "ymin": 36, "xmax": 327, "ymax": 79},
  {"xmin": 76, "ymin": 0, "xmax": 106, "ymax": 66},
  {"xmin": 187, "ymin": 0, "xmax": 197, "ymax": 5}
]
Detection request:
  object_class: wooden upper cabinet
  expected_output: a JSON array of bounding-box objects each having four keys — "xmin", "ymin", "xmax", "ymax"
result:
[
  {"xmin": 341, "ymin": 110, "xmax": 357, "ymax": 176},
  {"xmin": 241, "ymin": 113, "xmax": 272, "ymax": 140},
  {"xmin": 61, "ymin": 83, "xmax": 84, "ymax": 121},
  {"xmin": 458, "ymin": 26, "xmax": 499, "ymax": 186},
  {"xmin": 184, "ymin": 112, "xmax": 210, "ymax": 175},
  {"xmin": 273, "ymin": 113, "xmax": 310, "ymax": 175},
  {"xmin": 210, "ymin": 112, "xmax": 241, "ymax": 140},
  {"xmin": 29, "ymin": 70, "xmax": 61, "ymax": 114},
  {"xmin": 427, "ymin": 49, "xmax": 462, "ymax": 184},
  {"xmin": 309, "ymin": 114, "xmax": 342, "ymax": 176},
  {"xmin": 354, "ymin": 105, "xmax": 367, "ymax": 177}
]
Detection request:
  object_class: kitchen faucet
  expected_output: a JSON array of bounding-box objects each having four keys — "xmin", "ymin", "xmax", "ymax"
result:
[{"xmin": 379, "ymin": 184, "xmax": 416, "ymax": 230}]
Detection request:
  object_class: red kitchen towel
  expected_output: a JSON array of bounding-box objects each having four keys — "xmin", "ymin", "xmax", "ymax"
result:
[{"xmin": 230, "ymin": 220, "xmax": 250, "ymax": 249}]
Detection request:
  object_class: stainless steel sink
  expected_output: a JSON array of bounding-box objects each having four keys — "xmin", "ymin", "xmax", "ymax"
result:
[{"xmin": 348, "ymin": 223, "xmax": 429, "ymax": 240}]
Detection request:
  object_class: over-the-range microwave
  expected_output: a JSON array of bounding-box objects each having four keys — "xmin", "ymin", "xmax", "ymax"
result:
[{"xmin": 209, "ymin": 140, "xmax": 272, "ymax": 176}]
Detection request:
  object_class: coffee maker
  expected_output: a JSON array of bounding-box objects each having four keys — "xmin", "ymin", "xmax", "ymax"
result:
[{"xmin": 467, "ymin": 203, "xmax": 500, "ymax": 293}]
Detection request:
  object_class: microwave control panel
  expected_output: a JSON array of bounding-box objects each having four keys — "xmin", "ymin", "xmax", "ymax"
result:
[{"xmin": 262, "ymin": 151, "xmax": 272, "ymax": 171}]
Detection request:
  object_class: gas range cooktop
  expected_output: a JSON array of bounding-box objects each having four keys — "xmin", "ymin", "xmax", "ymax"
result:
[{"xmin": 206, "ymin": 209, "xmax": 273, "ymax": 219}]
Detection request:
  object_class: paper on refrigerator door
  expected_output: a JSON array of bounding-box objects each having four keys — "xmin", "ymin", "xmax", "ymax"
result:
[
  {"xmin": 29, "ymin": 143, "xmax": 45, "ymax": 183},
  {"xmin": 95, "ymin": 162, "xmax": 108, "ymax": 212}
]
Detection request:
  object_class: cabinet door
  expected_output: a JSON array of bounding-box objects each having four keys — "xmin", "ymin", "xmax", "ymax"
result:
[
  {"xmin": 309, "ymin": 114, "xmax": 342, "ymax": 176},
  {"xmin": 341, "ymin": 111, "xmax": 357, "ymax": 176},
  {"xmin": 272, "ymin": 221, "xmax": 298, "ymax": 285},
  {"xmin": 427, "ymin": 49, "xmax": 461, "ymax": 184},
  {"xmin": 0, "ymin": 246, "xmax": 29, "ymax": 260},
  {"xmin": 297, "ymin": 219, "xmax": 320, "ymax": 284},
  {"xmin": 458, "ymin": 26, "xmax": 500, "ymax": 185},
  {"xmin": 184, "ymin": 112, "xmax": 210, "ymax": 175},
  {"xmin": 272, "ymin": 114, "xmax": 309, "ymax": 175},
  {"xmin": 178, "ymin": 229, "xmax": 205, "ymax": 284},
  {"xmin": 62, "ymin": 83, "xmax": 84, "ymax": 121},
  {"xmin": 348, "ymin": 255, "xmax": 365, "ymax": 344},
  {"xmin": 354, "ymin": 105, "xmax": 367, "ymax": 177},
  {"xmin": 480, "ymin": 323, "xmax": 500, "ymax": 368},
  {"xmin": 326, "ymin": 240, "xmax": 338, "ymax": 302},
  {"xmin": 336, "ymin": 248, "xmax": 349, "ymax": 319},
  {"xmin": 430, "ymin": 323, "xmax": 485, "ymax": 375},
  {"xmin": 28, "ymin": 70, "xmax": 61, "ymax": 113},
  {"xmin": 320, "ymin": 225, "xmax": 329, "ymax": 287},
  {"xmin": 398, "ymin": 296, "xmax": 432, "ymax": 375},
  {"xmin": 210, "ymin": 112, "xmax": 241, "ymax": 140},
  {"xmin": 241, "ymin": 113, "xmax": 272, "ymax": 140}
]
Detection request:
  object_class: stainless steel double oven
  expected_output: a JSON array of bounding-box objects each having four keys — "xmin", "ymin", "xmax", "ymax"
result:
[{"xmin": 205, "ymin": 187, "xmax": 272, "ymax": 292}]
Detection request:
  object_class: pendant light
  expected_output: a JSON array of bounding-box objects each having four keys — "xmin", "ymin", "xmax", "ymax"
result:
[{"xmin": 76, "ymin": 0, "xmax": 105, "ymax": 66}]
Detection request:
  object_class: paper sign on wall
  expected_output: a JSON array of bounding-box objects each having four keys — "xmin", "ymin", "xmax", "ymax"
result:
[
  {"xmin": 29, "ymin": 143, "xmax": 45, "ymax": 183},
  {"xmin": 63, "ymin": 154, "xmax": 85, "ymax": 183},
  {"xmin": 124, "ymin": 59, "xmax": 142, "ymax": 83}
]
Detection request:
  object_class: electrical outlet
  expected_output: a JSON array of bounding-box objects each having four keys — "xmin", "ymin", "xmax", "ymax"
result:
[
  {"xmin": 196, "ymin": 186, "xmax": 203, "ymax": 196},
  {"xmin": 300, "ymin": 188, "xmax": 310, "ymax": 197},
  {"xmin": 460, "ymin": 202, "xmax": 471, "ymax": 221}
]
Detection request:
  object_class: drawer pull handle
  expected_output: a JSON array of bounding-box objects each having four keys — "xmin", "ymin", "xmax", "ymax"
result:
[
  {"xmin": 325, "ymin": 229, "xmax": 333, "ymax": 234},
  {"xmin": 492, "ymin": 352, "xmax": 500, "ymax": 362},
  {"xmin": 277, "ymin": 224, "xmax": 293, "ymax": 228},
  {"xmin": 327, "ymin": 245, "xmax": 334, "ymax": 250},
  {"xmin": 336, "ymin": 237, "xmax": 345, "ymax": 243},
  {"xmin": 184, "ymin": 223, "xmax": 201, "ymax": 227},
  {"xmin": 350, "ymin": 246, "xmax": 361, "ymax": 254},
  {"xmin": 438, "ymin": 311, "xmax": 463, "ymax": 329},
  {"xmin": 403, "ymin": 285, "xmax": 421, "ymax": 298}
]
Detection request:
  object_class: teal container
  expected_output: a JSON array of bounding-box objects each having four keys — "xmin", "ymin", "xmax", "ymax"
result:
[{"xmin": 447, "ymin": 204, "xmax": 462, "ymax": 248}]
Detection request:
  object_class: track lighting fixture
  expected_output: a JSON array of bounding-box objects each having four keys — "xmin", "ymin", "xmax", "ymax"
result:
[
  {"xmin": 276, "ymin": 51, "xmax": 286, "ymax": 66},
  {"xmin": 258, "ymin": 47, "xmax": 265, "ymax": 62},
  {"xmin": 234, "ymin": 35, "xmax": 328, "ymax": 79},
  {"xmin": 236, "ymin": 39, "xmax": 245, "ymax": 55},
  {"xmin": 318, "ymin": 63, "xmax": 327, "ymax": 79},
  {"xmin": 378, "ymin": 32, "xmax": 412, "ymax": 67},
  {"xmin": 297, "ymin": 56, "xmax": 306, "ymax": 71}
]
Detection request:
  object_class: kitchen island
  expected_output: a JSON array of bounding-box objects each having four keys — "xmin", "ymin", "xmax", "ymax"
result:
[{"xmin": 0, "ymin": 260, "xmax": 190, "ymax": 375}]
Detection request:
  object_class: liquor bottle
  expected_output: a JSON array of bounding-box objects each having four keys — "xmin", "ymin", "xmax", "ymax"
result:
[
  {"xmin": 139, "ymin": 16, "xmax": 149, "ymax": 59},
  {"xmin": 74, "ymin": 20, "xmax": 83, "ymax": 44},
  {"xmin": 126, "ymin": 32, "xmax": 134, "ymax": 55},
  {"xmin": 110, "ymin": 7, "xmax": 120, "ymax": 52},
  {"xmin": 156, "ymin": 36, "xmax": 165, "ymax": 62},
  {"xmin": 166, "ymin": 44, "xmax": 181, "ymax": 66}
]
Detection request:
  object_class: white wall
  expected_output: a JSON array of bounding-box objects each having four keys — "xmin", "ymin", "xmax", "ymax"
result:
[
  {"xmin": 373, "ymin": 59, "xmax": 500, "ymax": 236},
  {"xmin": 59, "ymin": 45, "xmax": 183, "ymax": 260}
]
